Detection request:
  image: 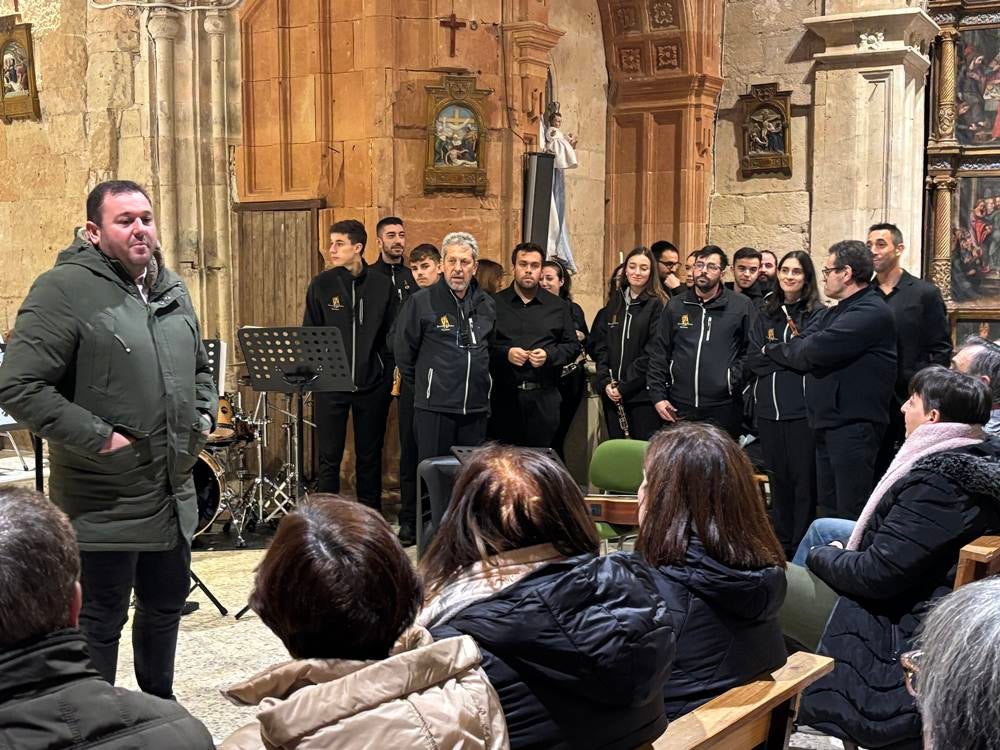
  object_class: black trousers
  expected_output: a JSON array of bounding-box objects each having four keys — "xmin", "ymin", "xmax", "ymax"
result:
[
  {"xmin": 489, "ymin": 385, "xmax": 561, "ymax": 448},
  {"xmin": 78, "ymin": 542, "xmax": 191, "ymax": 699},
  {"xmin": 758, "ymin": 417, "xmax": 816, "ymax": 559},
  {"xmin": 397, "ymin": 382, "xmax": 418, "ymax": 529},
  {"xmin": 815, "ymin": 421, "xmax": 884, "ymax": 519},
  {"xmin": 675, "ymin": 400, "xmax": 743, "ymax": 440},
  {"xmin": 314, "ymin": 379, "xmax": 393, "ymax": 509},
  {"xmin": 414, "ymin": 408, "xmax": 489, "ymax": 463},
  {"xmin": 601, "ymin": 396, "xmax": 662, "ymax": 441},
  {"xmin": 874, "ymin": 399, "xmax": 905, "ymax": 480},
  {"xmin": 552, "ymin": 370, "xmax": 586, "ymax": 458}
]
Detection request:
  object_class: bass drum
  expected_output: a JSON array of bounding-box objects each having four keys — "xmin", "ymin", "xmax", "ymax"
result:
[{"xmin": 193, "ymin": 450, "xmax": 232, "ymax": 537}]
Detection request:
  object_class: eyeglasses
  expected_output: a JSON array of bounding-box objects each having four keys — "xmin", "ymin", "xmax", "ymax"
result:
[
  {"xmin": 821, "ymin": 265, "xmax": 846, "ymax": 278},
  {"xmin": 658, "ymin": 259, "xmax": 679, "ymax": 268},
  {"xmin": 693, "ymin": 262, "xmax": 722, "ymax": 272},
  {"xmin": 900, "ymin": 650, "xmax": 922, "ymax": 697}
]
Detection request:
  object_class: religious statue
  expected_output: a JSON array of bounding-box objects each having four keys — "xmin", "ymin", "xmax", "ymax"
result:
[{"xmin": 542, "ymin": 101, "xmax": 579, "ymax": 273}]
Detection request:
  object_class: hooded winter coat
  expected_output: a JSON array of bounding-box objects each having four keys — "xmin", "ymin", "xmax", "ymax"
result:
[
  {"xmin": 220, "ymin": 627, "xmax": 508, "ymax": 750},
  {"xmin": 799, "ymin": 441, "xmax": 1000, "ymax": 749},
  {"xmin": 643, "ymin": 537, "xmax": 788, "ymax": 719},
  {"xmin": 429, "ymin": 553, "xmax": 676, "ymax": 750},
  {"xmin": 0, "ymin": 629, "xmax": 214, "ymax": 749},
  {"xmin": 0, "ymin": 236, "xmax": 217, "ymax": 550}
]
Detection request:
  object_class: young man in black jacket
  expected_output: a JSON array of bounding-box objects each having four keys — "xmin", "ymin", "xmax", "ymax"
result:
[
  {"xmin": 303, "ymin": 219, "xmax": 395, "ymax": 509},
  {"xmin": 868, "ymin": 223, "xmax": 952, "ymax": 475},
  {"xmin": 489, "ymin": 242, "xmax": 580, "ymax": 447},
  {"xmin": 647, "ymin": 245, "xmax": 755, "ymax": 438},
  {"xmin": 0, "ymin": 489, "xmax": 214, "ymax": 749},
  {"xmin": 763, "ymin": 240, "xmax": 897, "ymax": 518},
  {"xmin": 371, "ymin": 216, "xmax": 415, "ymax": 304}
]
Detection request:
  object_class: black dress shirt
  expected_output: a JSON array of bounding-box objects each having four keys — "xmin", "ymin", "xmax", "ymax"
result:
[{"xmin": 490, "ymin": 285, "xmax": 579, "ymax": 387}]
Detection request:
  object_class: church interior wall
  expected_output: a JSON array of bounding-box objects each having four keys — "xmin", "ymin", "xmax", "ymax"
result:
[{"xmin": 708, "ymin": 0, "xmax": 817, "ymax": 267}]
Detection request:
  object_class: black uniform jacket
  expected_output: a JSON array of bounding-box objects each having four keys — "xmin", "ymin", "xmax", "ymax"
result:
[
  {"xmin": 431, "ymin": 553, "xmax": 676, "ymax": 750},
  {"xmin": 747, "ymin": 298, "xmax": 815, "ymax": 421},
  {"xmin": 0, "ymin": 629, "xmax": 214, "ymax": 749},
  {"xmin": 371, "ymin": 256, "xmax": 416, "ymax": 304},
  {"xmin": 302, "ymin": 260, "xmax": 395, "ymax": 392},
  {"xmin": 764, "ymin": 285, "xmax": 896, "ymax": 429},
  {"xmin": 593, "ymin": 291, "xmax": 663, "ymax": 404},
  {"xmin": 799, "ymin": 442, "xmax": 1000, "ymax": 749},
  {"xmin": 875, "ymin": 270, "xmax": 952, "ymax": 401},
  {"xmin": 646, "ymin": 286, "xmax": 754, "ymax": 409},
  {"xmin": 394, "ymin": 276, "xmax": 496, "ymax": 415},
  {"xmin": 490, "ymin": 285, "xmax": 579, "ymax": 388}
]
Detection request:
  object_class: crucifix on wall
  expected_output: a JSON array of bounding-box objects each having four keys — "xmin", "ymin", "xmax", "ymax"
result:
[{"xmin": 439, "ymin": 13, "xmax": 466, "ymax": 57}]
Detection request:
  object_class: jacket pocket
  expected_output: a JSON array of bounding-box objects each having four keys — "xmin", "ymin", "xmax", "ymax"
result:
[{"xmin": 87, "ymin": 313, "xmax": 116, "ymax": 396}]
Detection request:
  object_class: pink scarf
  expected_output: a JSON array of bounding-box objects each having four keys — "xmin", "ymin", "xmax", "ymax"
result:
[{"xmin": 847, "ymin": 422, "xmax": 985, "ymax": 550}]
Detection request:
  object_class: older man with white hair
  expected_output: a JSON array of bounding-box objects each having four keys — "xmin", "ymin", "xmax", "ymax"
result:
[{"xmin": 394, "ymin": 232, "xmax": 496, "ymax": 467}]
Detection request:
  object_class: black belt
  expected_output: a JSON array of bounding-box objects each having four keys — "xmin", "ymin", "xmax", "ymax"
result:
[{"xmin": 516, "ymin": 381, "xmax": 552, "ymax": 391}]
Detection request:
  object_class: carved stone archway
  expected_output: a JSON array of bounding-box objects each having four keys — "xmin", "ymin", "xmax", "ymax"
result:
[{"xmin": 596, "ymin": 0, "xmax": 723, "ymax": 270}]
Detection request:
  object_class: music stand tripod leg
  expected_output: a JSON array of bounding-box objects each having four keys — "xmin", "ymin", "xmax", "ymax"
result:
[
  {"xmin": 189, "ymin": 570, "xmax": 228, "ymax": 616},
  {"xmin": 234, "ymin": 601, "xmax": 252, "ymax": 620}
]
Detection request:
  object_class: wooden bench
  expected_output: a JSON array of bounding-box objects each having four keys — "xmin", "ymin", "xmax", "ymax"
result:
[
  {"xmin": 954, "ymin": 535, "xmax": 1000, "ymax": 589},
  {"xmin": 637, "ymin": 651, "xmax": 834, "ymax": 750}
]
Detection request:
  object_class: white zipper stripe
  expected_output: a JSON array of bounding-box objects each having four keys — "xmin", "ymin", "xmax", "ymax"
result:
[
  {"xmin": 426, "ymin": 368, "xmax": 434, "ymax": 400},
  {"xmin": 693, "ymin": 306, "xmax": 706, "ymax": 408}
]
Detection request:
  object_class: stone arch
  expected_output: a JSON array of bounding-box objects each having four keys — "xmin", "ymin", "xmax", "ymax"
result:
[{"xmin": 595, "ymin": 0, "xmax": 723, "ymax": 270}]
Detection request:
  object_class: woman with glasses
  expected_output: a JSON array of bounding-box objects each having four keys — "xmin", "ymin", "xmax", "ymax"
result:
[
  {"xmin": 592, "ymin": 246, "xmax": 667, "ymax": 440},
  {"xmin": 746, "ymin": 251, "xmax": 821, "ymax": 559},
  {"xmin": 784, "ymin": 367, "xmax": 1000, "ymax": 750}
]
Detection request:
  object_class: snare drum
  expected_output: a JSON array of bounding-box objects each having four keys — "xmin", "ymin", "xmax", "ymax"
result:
[
  {"xmin": 193, "ymin": 450, "xmax": 233, "ymax": 537},
  {"xmin": 208, "ymin": 395, "xmax": 236, "ymax": 444}
]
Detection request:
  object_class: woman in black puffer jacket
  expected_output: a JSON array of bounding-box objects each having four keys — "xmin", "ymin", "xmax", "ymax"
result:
[
  {"xmin": 635, "ymin": 422, "xmax": 788, "ymax": 719},
  {"xmin": 796, "ymin": 367, "xmax": 1000, "ymax": 749}
]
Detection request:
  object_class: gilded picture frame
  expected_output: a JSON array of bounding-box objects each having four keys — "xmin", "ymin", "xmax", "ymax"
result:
[
  {"xmin": 424, "ymin": 75, "xmax": 492, "ymax": 195},
  {"xmin": 0, "ymin": 16, "xmax": 41, "ymax": 123},
  {"xmin": 737, "ymin": 83, "xmax": 792, "ymax": 177}
]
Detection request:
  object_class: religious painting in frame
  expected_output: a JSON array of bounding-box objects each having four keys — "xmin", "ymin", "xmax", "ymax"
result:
[
  {"xmin": 951, "ymin": 174, "xmax": 1000, "ymax": 306},
  {"xmin": 424, "ymin": 75, "xmax": 492, "ymax": 195},
  {"xmin": 955, "ymin": 26, "xmax": 1000, "ymax": 145},
  {"xmin": 737, "ymin": 83, "xmax": 792, "ymax": 177},
  {"xmin": 951, "ymin": 309, "xmax": 1000, "ymax": 345},
  {"xmin": 0, "ymin": 16, "xmax": 40, "ymax": 122}
]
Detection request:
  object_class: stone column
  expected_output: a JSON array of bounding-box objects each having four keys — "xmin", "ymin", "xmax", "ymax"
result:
[
  {"xmin": 804, "ymin": 8, "xmax": 939, "ymax": 273},
  {"xmin": 203, "ymin": 10, "xmax": 234, "ymax": 345},
  {"xmin": 936, "ymin": 30, "xmax": 958, "ymax": 145},
  {"xmin": 931, "ymin": 175, "xmax": 956, "ymax": 303},
  {"xmin": 147, "ymin": 9, "xmax": 182, "ymax": 270}
]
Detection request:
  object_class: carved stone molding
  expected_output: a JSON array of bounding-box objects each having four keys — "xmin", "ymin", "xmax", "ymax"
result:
[
  {"xmin": 503, "ymin": 21, "xmax": 564, "ymax": 140},
  {"xmin": 655, "ymin": 42, "xmax": 680, "ymax": 70},
  {"xmin": 649, "ymin": 0, "xmax": 677, "ymax": 29}
]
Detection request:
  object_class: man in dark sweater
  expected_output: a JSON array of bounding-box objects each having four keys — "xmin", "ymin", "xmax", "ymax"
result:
[
  {"xmin": 868, "ymin": 223, "xmax": 952, "ymax": 476},
  {"xmin": 764, "ymin": 240, "xmax": 897, "ymax": 518},
  {"xmin": 0, "ymin": 488, "xmax": 214, "ymax": 749},
  {"xmin": 303, "ymin": 219, "xmax": 395, "ymax": 509}
]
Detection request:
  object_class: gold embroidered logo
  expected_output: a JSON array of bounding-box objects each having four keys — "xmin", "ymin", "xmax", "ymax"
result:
[
  {"xmin": 767, "ymin": 328, "xmax": 777, "ymax": 342},
  {"xmin": 437, "ymin": 315, "xmax": 454, "ymax": 331},
  {"xmin": 678, "ymin": 314, "xmax": 691, "ymax": 328},
  {"xmin": 328, "ymin": 296, "xmax": 344, "ymax": 311}
]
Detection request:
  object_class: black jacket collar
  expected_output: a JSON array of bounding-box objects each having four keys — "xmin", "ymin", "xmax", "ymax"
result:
[{"xmin": 0, "ymin": 629, "xmax": 99, "ymax": 703}]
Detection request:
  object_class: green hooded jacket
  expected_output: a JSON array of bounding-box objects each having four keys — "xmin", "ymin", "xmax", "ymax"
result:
[{"xmin": 0, "ymin": 234, "xmax": 218, "ymax": 551}]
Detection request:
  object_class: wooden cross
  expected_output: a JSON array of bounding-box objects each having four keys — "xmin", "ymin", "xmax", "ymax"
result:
[{"xmin": 439, "ymin": 13, "xmax": 466, "ymax": 58}]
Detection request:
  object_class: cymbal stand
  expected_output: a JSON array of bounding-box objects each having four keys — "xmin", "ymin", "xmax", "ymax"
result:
[{"xmin": 264, "ymin": 392, "xmax": 300, "ymax": 521}]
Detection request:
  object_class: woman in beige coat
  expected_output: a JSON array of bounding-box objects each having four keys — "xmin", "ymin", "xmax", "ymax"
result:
[{"xmin": 219, "ymin": 495, "xmax": 508, "ymax": 750}]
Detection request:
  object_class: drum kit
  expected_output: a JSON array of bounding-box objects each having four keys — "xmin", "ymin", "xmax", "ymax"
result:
[{"xmin": 193, "ymin": 381, "xmax": 313, "ymax": 546}]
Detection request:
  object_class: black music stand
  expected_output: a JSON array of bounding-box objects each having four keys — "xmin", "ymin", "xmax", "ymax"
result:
[{"xmin": 234, "ymin": 326, "xmax": 352, "ymax": 619}]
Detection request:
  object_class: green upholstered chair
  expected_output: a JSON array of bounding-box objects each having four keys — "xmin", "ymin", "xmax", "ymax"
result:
[{"xmin": 588, "ymin": 439, "xmax": 648, "ymax": 551}]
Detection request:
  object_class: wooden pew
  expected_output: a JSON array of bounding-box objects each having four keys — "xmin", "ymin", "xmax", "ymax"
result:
[
  {"xmin": 954, "ymin": 535, "xmax": 1000, "ymax": 589},
  {"xmin": 636, "ymin": 651, "xmax": 833, "ymax": 750}
]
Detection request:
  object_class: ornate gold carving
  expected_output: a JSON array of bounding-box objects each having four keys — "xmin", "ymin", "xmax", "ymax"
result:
[
  {"xmin": 931, "ymin": 176, "xmax": 957, "ymax": 303},
  {"xmin": 937, "ymin": 30, "xmax": 958, "ymax": 143}
]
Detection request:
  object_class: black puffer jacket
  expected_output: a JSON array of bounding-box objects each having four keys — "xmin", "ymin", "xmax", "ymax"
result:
[
  {"xmin": 431, "ymin": 553, "xmax": 675, "ymax": 750},
  {"xmin": 642, "ymin": 537, "xmax": 787, "ymax": 719},
  {"xmin": 800, "ymin": 441, "xmax": 1000, "ymax": 748},
  {"xmin": 593, "ymin": 292, "xmax": 663, "ymax": 404},
  {"xmin": 0, "ymin": 630, "xmax": 214, "ymax": 749}
]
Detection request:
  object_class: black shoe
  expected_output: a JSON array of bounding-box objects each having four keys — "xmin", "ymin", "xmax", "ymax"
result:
[
  {"xmin": 181, "ymin": 601, "xmax": 200, "ymax": 616},
  {"xmin": 397, "ymin": 523, "xmax": 416, "ymax": 547}
]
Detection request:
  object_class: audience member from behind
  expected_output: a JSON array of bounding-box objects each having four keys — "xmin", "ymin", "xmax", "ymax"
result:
[
  {"xmin": 419, "ymin": 445, "xmax": 675, "ymax": 750},
  {"xmin": 953, "ymin": 335, "xmax": 1000, "ymax": 434},
  {"xmin": 0, "ymin": 489, "xmax": 214, "ymax": 749},
  {"xmin": 221, "ymin": 495, "xmax": 507, "ymax": 749},
  {"xmin": 475, "ymin": 257, "xmax": 505, "ymax": 294},
  {"xmin": 636, "ymin": 424, "xmax": 787, "ymax": 720},
  {"xmin": 914, "ymin": 577, "xmax": 1000, "ymax": 750},
  {"xmin": 785, "ymin": 367, "xmax": 1000, "ymax": 749}
]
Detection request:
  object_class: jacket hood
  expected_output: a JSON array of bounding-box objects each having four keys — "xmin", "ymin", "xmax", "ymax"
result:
[
  {"xmin": 656, "ymin": 536, "xmax": 787, "ymax": 622},
  {"xmin": 913, "ymin": 439, "xmax": 1000, "ymax": 505},
  {"xmin": 222, "ymin": 627, "xmax": 483, "ymax": 747},
  {"xmin": 55, "ymin": 229, "xmax": 168, "ymax": 293},
  {"xmin": 462, "ymin": 553, "xmax": 675, "ymax": 708}
]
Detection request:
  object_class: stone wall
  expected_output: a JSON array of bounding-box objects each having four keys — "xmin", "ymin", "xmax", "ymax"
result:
[
  {"xmin": 548, "ymin": 0, "xmax": 608, "ymax": 322},
  {"xmin": 708, "ymin": 0, "xmax": 819, "ymax": 265}
]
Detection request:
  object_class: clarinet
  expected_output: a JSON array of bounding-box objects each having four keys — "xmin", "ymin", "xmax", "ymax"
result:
[
  {"xmin": 780, "ymin": 304, "xmax": 800, "ymax": 337},
  {"xmin": 610, "ymin": 377, "xmax": 631, "ymax": 439}
]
